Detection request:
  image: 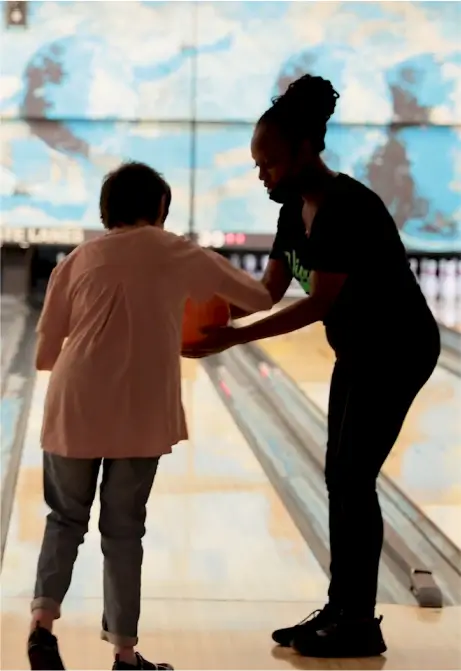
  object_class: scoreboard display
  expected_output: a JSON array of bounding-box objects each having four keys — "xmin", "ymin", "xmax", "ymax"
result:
[
  {"xmin": 0, "ymin": 226, "xmax": 274, "ymax": 251},
  {"xmin": 0, "ymin": 226, "xmax": 275, "ymax": 292}
]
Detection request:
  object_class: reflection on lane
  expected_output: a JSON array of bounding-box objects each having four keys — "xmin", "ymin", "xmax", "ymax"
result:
[
  {"xmin": 1, "ymin": 363, "xmax": 328, "ymax": 624},
  {"xmin": 1, "ymin": 296, "xmax": 30, "ymax": 380},
  {"xmin": 252, "ymin": 317, "xmax": 461, "ymax": 550}
]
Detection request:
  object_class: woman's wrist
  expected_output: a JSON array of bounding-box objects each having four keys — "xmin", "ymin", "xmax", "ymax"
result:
[{"xmin": 234, "ymin": 324, "xmax": 253, "ymax": 345}]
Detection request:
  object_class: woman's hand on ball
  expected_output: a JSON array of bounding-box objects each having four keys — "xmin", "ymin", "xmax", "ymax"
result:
[{"xmin": 181, "ymin": 325, "xmax": 241, "ymax": 358}]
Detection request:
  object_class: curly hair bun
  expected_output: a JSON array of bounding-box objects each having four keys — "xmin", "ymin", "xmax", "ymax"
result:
[{"xmin": 273, "ymin": 74, "xmax": 339, "ymax": 124}]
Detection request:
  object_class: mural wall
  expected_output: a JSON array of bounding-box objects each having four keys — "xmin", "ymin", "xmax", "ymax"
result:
[{"xmin": 0, "ymin": 1, "xmax": 460, "ymax": 251}]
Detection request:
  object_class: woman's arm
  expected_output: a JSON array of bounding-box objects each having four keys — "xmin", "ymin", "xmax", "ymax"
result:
[
  {"xmin": 36, "ymin": 333, "xmax": 66, "ymax": 371},
  {"xmin": 235, "ymin": 270, "xmax": 347, "ymax": 343},
  {"xmin": 236, "ymin": 272, "xmax": 347, "ymax": 344},
  {"xmin": 188, "ymin": 270, "xmax": 348, "ymax": 358},
  {"xmin": 35, "ymin": 263, "xmax": 71, "ymax": 370},
  {"xmin": 214, "ymin": 253, "xmax": 273, "ymax": 313},
  {"xmin": 230, "ymin": 258, "xmax": 292, "ymax": 319},
  {"xmin": 185, "ymin": 243, "xmax": 273, "ymax": 313}
]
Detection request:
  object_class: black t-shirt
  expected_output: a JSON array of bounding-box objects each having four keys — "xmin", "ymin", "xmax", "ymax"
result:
[{"xmin": 270, "ymin": 173, "xmax": 437, "ymax": 356}]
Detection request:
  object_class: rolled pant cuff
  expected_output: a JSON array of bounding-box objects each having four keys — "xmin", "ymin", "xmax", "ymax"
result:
[
  {"xmin": 100, "ymin": 629, "xmax": 138, "ymax": 647},
  {"xmin": 31, "ymin": 597, "xmax": 61, "ymax": 619}
]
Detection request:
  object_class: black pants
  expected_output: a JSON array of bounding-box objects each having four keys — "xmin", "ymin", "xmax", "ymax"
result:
[{"xmin": 325, "ymin": 340, "xmax": 440, "ymax": 617}]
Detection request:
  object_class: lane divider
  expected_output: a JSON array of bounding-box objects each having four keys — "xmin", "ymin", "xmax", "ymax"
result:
[
  {"xmin": 0, "ymin": 311, "xmax": 38, "ymax": 567},
  {"xmin": 242, "ymin": 342, "xmax": 461, "ymax": 607}
]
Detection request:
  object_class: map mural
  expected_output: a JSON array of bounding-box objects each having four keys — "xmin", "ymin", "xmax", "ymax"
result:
[{"xmin": 0, "ymin": 1, "xmax": 460, "ymax": 251}]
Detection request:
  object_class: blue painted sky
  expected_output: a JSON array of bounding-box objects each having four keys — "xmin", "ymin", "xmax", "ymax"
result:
[{"xmin": 0, "ymin": 1, "xmax": 459, "ymax": 248}]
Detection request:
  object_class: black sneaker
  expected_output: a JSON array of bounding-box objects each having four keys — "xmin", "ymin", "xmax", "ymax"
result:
[
  {"xmin": 271, "ymin": 605, "xmax": 338, "ymax": 647},
  {"xmin": 292, "ymin": 615, "xmax": 387, "ymax": 658},
  {"xmin": 28, "ymin": 625, "xmax": 65, "ymax": 670},
  {"xmin": 112, "ymin": 653, "xmax": 174, "ymax": 670}
]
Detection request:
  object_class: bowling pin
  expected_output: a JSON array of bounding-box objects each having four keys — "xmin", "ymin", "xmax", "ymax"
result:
[
  {"xmin": 256, "ymin": 254, "xmax": 269, "ymax": 281},
  {"xmin": 439, "ymin": 259, "xmax": 458, "ymax": 327},
  {"xmin": 229, "ymin": 254, "xmax": 241, "ymax": 269},
  {"xmin": 420, "ymin": 258, "xmax": 438, "ymax": 313},
  {"xmin": 456, "ymin": 260, "xmax": 461, "ymax": 302},
  {"xmin": 244, "ymin": 254, "xmax": 257, "ymax": 275},
  {"xmin": 442, "ymin": 260, "xmax": 457, "ymax": 301}
]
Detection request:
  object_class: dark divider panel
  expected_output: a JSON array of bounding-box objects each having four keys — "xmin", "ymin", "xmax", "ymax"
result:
[{"xmin": 27, "ymin": 245, "xmax": 74, "ymax": 308}]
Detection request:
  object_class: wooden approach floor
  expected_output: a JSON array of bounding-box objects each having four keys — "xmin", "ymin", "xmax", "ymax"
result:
[
  {"xmin": 1, "ymin": 364, "xmax": 460, "ymax": 670},
  {"xmin": 2, "ymin": 600, "xmax": 461, "ymax": 670}
]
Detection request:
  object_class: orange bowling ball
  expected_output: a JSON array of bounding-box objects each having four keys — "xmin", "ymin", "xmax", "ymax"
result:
[{"xmin": 182, "ymin": 295, "xmax": 230, "ymax": 346}]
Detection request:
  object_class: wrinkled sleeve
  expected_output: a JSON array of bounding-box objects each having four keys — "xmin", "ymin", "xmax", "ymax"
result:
[
  {"xmin": 186, "ymin": 243, "xmax": 273, "ymax": 312},
  {"xmin": 36, "ymin": 263, "xmax": 71, "ymax": 339}
]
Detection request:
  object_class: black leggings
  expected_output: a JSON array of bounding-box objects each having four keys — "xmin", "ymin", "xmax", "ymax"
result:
[{"xmin": 325, "ymin": 345, "xmax": 440, "ymax": 617}]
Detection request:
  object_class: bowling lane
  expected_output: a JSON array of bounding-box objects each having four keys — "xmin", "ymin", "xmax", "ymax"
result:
[
  {"xmin": 1, "ymin": 295, "xmax": 30, "ymax": 381},
  {"xmin": 255, "ymin": 316, "xmax": 461, "ymax": 550},
  {"xmin": 1, "ymin": 360, "xmax": 329, "ymax": 669}
]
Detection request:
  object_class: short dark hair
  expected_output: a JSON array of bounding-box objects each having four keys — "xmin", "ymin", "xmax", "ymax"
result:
[
  {"xmin": 259, "ymin": 74, "xmax": 340, "ymax": 153},
  {"xmin": 99, "ymin": 161, "xmax": 171, "ymax": 229}
]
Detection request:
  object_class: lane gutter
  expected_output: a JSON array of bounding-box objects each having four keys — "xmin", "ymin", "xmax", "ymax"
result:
[
  {"xmin": 238, "ymin": 342, "xmax": 461, "ymax": 608},
  {"xmin": 0, "ymin": 310, "xmax": 38, "ymax": 567},
  {"xmin": 437, "ymin": 323, "xmax": 460, "ymax": 377},
  {"xmin": 203, "ymin": 355, "xmax": 416, "ymax": 607}
]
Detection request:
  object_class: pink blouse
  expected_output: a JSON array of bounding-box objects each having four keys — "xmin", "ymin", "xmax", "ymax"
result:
[{"xmin": 37, "ymin": 226, "xmax": 272, "ymax": 459}]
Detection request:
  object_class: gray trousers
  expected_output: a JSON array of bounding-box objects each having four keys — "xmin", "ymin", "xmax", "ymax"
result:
[{"xmin": 31, "ymin": 452, "xmax": 159, "ymax": 646}]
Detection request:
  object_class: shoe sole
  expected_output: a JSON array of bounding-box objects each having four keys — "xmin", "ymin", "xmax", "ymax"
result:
[{"xmin": 292, "ymin": 641, "xmax": 387, "ymax": 658}]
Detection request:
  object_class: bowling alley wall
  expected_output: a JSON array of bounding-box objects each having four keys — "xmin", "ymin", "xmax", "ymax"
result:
[{"xmin": 0, "ymin": 1, "xmax": 460, "ymax": 255}]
